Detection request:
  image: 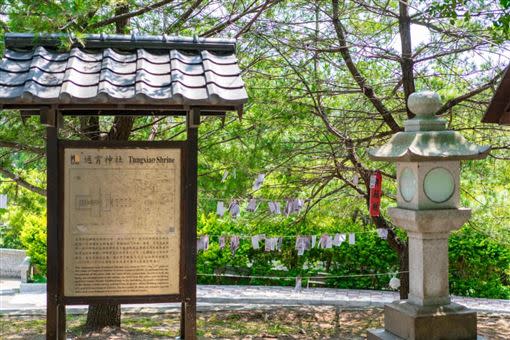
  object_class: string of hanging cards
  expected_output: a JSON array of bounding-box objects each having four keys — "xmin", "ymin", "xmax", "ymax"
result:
[{"xmin": 196, "ymin": 230, "xmax": 390, "ymax": 254}]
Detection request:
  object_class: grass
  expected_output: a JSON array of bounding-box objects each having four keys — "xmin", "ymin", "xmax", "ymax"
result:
[{"xmin": 0, "ymin": 307, "xmax": 509, "ymax": 339}]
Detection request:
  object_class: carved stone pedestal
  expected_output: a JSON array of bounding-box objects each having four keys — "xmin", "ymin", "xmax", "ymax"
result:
[
  {"xmin": 366, "ymin": 208, "xmax": 482, "ymax": 340},
  {"xmin": 367, "ymin": 300, "xmax": 479, "ymax": 340}
]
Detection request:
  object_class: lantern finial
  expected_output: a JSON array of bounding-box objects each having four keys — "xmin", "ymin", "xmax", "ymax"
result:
[{"xmin": 408, "ymin": 90, "xmax": 442, "ymax": 117}]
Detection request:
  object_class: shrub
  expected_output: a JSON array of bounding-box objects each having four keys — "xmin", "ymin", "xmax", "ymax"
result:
[
  {"xmin": 449, "ymin": 226, "xmax": 509, "ymax": 299},
  {"xmin": 196, "ymin": 213, "xmax": 399, "ymax": 290},
  {"xmin": 20, "ymin": 212, "xmax": 47, "ymax": 276}
]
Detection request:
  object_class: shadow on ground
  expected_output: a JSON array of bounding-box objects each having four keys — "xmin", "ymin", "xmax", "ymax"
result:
[{"xmin": 1, "ymin": 307, "xmax": 509, "ymax": 339}]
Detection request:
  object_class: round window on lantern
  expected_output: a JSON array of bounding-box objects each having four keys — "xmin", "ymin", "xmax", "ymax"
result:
[
  {"xmin": 399, "ymin": 167, "xmax": 416, "ymax": 202},
  {"xmin": 423, "ymin": 167, "xmax": 455, "ymax": 203}
]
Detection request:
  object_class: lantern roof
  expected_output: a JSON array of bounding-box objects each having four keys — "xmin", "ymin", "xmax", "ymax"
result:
[{"xmin": 368, "ymin": 91, "xmax": 490, "ymax": 162}]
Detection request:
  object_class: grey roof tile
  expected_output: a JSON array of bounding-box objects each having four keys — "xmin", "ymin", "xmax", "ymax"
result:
[
  {"xmin": 63, "ymin": 69, "xmax": 99, "ymax": 86},
  {"xmin": 135, "ymin": 82, "xmax": 172, "ymax": 100},
  {"xmin": 35, "ymin": 46, "xmax": 69, "ymax": 61},
  {"xmin": 32, "ymin": 56, "xmax": 68, "ymax": 73},
  {"xmin": 207, "ymin": 83, "xmax": 248, "ymax": 102},
  {"xmin": 60, "ymin": 82, "xmax": 98, "ymax": 101},
  {"xmin": 0, "ymin": 71, "xmax": 28, "ymax": 86},
  {"xmin": 0, "ymin": 59, "xmax": 32, "ymax": 73},
  {"xmin": 69, "ymin": 48, "xmax": 102, "ymax": 62},
  {"xmin": 0, "ymin": 33, "xmax": 248, "ymax": 108},
  {"xmin": 100, "ymin": 69, "xmax": 135, "ymax": 86},
  {"xmin": 170, "ymin": 59, "xmax": 202, "ymax": 75},
  {"xmin": 172, "ymin": 72, "xmax": 206, "ymax": 88},
  {"xmin": 136, "ymin": 70, "xmax": 171, "ymax": 87},
  {"xmin": 203, "ymin": 60, "xmax": 241, "ymax": 76},
  {"xmin": 4, "ymin": 49, "xmax": 34, "ymax": 61},
  {"xmin": 170, "ymin": 50, "xmax": 201, "ymax": 64},
  {"xmin": 65, "ymin": 56, "xmax": 102, "ymax": 74},
  {"xmin": 30, "ymin": 68, "xmax": 65, "ymax": 86},
  {"xmin": 138, "ymin": 49, "xmax": 170, "ymax": 64},
  {"xmin": 138, "ymin": 58, "xmax": 171, "ymax": 75},
  {"xmin": 0, "ymin": 85, "xmax": 23, "ymax": 98},
  {"xmin": 201, "ymin": 50, "xmax": 237, "ymax": 64},
  {"xmin": 98, "ymin": 80, "xmax": 135, "ymax": 99},
  {"xmin": 100, "ymin": 57, "xmax": 137, "ymax": 74},
  {"xmin": 205, "ymin": 72, "xmax": 244, "ymax": 88},
  {"xmin": 103, "ymin": 48, "xmax": 137, "ymax": 63},
  {"xmin": 23, "ymin": 81, "xmax": 62, "ymax": 99},
  {"xmin": 173, "ymin": 82, "xmax": 208, "ymax": 101}
]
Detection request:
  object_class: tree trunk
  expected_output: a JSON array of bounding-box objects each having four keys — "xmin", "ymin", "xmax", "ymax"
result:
[
  {"xmin": 84, "ymin": 4, "xmax": 133, "ymax": 327},
  {"xmin": 398, "ymin": 242, "xmax": 409, "ymax": 299},
  {"xmin": 372, "ymin": 215, "xmax": 409, "ymax": 299},
  {"xmin": 85, "ymin": 304, "xmax": 121, "ymax": 331}
]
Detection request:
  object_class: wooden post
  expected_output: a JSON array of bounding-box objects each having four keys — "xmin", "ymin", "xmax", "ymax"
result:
[
  {"xmin": 181, "ymin": 108, "xmax": 199, "ymax": 339},
  {"xmin": 45, "ymin": 109, "xmax": 65, "ymax": 339},
  {"xmin": 57, "ymin": 304, "xmax": 66, "ymax": 339},
  {"xmin": 180, "ymin": 301, "xmax": 186, "ymax": 337}
]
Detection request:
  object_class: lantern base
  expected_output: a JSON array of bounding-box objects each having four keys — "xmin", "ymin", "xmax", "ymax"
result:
[
  {"xmin": 367, "ymin": 329, "xmax": 485, "ymax": 340},
  {"xmin": 367, "ymin": 300, "xmax": 479, "ymax": 340}
]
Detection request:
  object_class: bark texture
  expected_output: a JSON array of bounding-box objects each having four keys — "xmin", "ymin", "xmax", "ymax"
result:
[{"xmin": 85, "ymin": 304, "xmax": 121, "ymax": 331}]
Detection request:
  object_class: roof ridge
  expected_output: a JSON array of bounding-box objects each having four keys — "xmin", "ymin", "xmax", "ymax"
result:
[{"xmin": 5, "ymin": 33, "xmax": 236, "ymax": 52}]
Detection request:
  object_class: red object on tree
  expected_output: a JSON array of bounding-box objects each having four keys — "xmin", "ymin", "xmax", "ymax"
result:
[{"xmin": 369, "ymin": 170, "xmax": 382, "ymax": 217}]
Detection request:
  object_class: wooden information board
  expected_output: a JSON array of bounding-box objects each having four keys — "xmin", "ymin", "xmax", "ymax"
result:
[{"xmin": 62, "ymin": 147, "xmax": 181, "ymax": 297}]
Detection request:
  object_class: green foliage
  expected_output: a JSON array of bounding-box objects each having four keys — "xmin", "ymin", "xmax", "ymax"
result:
[
  {"xmin": 30, "ymin": 273, "xmax": 47, "ymax": 283},
  {"xmin": 449, "ymin": 226, "xmax": 510, "ymax": 299},
  {"xmin": 0, "ymin": 170, "xmax": 47, "ymax": 274},
  {"xmin": 0, "ymin": 170, "xmax": 46, "ymax": 249},
  {"xmin": 19, "ymin": 212, "xmax": 47, "ymax": 275},
  {"xmin": 428, "ymin": 0, "xmax": 510, "ymax": 40},
  {"xmin": 196, "ymin": 212, "xmax": 398, "ymax": 290}
]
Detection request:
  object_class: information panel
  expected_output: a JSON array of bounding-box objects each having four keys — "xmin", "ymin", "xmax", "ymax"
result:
[{"xmin": 63, "ymin": 147, "xmax": 181, "ymax": 296}]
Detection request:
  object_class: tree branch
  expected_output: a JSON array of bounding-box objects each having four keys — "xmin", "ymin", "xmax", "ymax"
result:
[
  {"xmin": 166, "ymin": 0, "xmax": 204, "ymax": 33},
  {"xmin": 0, "ymin": 167, "xmax": 46, "ymax": 196},
  {"xmin": 436, "ymin": 72, "xmax": 504, "ymax": 115},
  {"xmin": 235, "ymin": 0, "xmax": 270, "ymax": 38},
  {"xmin": 331, "ymin": 0, "xmax": 401, "ymax": 133},
  {"xmin": 398, "ymin": 0, "xmax": 415, "ymax": 118},
  {"xmin": 88, "ymin": 0, "xmax": 175, "ymax": 30},
  {"xmin": 0, "ymin": 141, "xmax": 45, "ymax": 155},
  {"xmin": 201, "ymin": 0, "xmax": 280, "ymax": 37}
]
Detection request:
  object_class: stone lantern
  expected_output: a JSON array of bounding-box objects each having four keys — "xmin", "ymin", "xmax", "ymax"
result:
[{"xmin": 367, "ymin": 91, "xmax": 490, "ymax": 340}]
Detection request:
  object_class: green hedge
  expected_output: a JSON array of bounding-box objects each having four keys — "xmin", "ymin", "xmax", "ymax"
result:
[
  {"xmin": 197, "ymin": 214, "xmax": 509, "ymax": 299},
  {"xmin": 449, "ymin": 227, "xmax": 510, "ymax": 299}
]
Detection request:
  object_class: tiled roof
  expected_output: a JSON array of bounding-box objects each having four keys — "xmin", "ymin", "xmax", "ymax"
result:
[{"xmin": 0, "ymin": 33, "xmax": 248, "ymax": 111}]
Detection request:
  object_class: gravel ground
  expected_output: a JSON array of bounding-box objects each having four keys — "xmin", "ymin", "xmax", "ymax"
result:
[{"xmin": 1, "ymin": 306, "xmax": 509, "ymax": 339}]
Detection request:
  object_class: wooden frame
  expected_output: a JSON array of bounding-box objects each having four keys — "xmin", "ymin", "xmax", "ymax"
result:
[{"xmin": 45, "ymin": 109, "xmax": 199, "ymax": 339}]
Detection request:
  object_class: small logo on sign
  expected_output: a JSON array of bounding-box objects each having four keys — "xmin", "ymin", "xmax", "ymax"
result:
[{"xmin": 71, "ymin": 154, "xmax": 80, "ymax": 165}]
